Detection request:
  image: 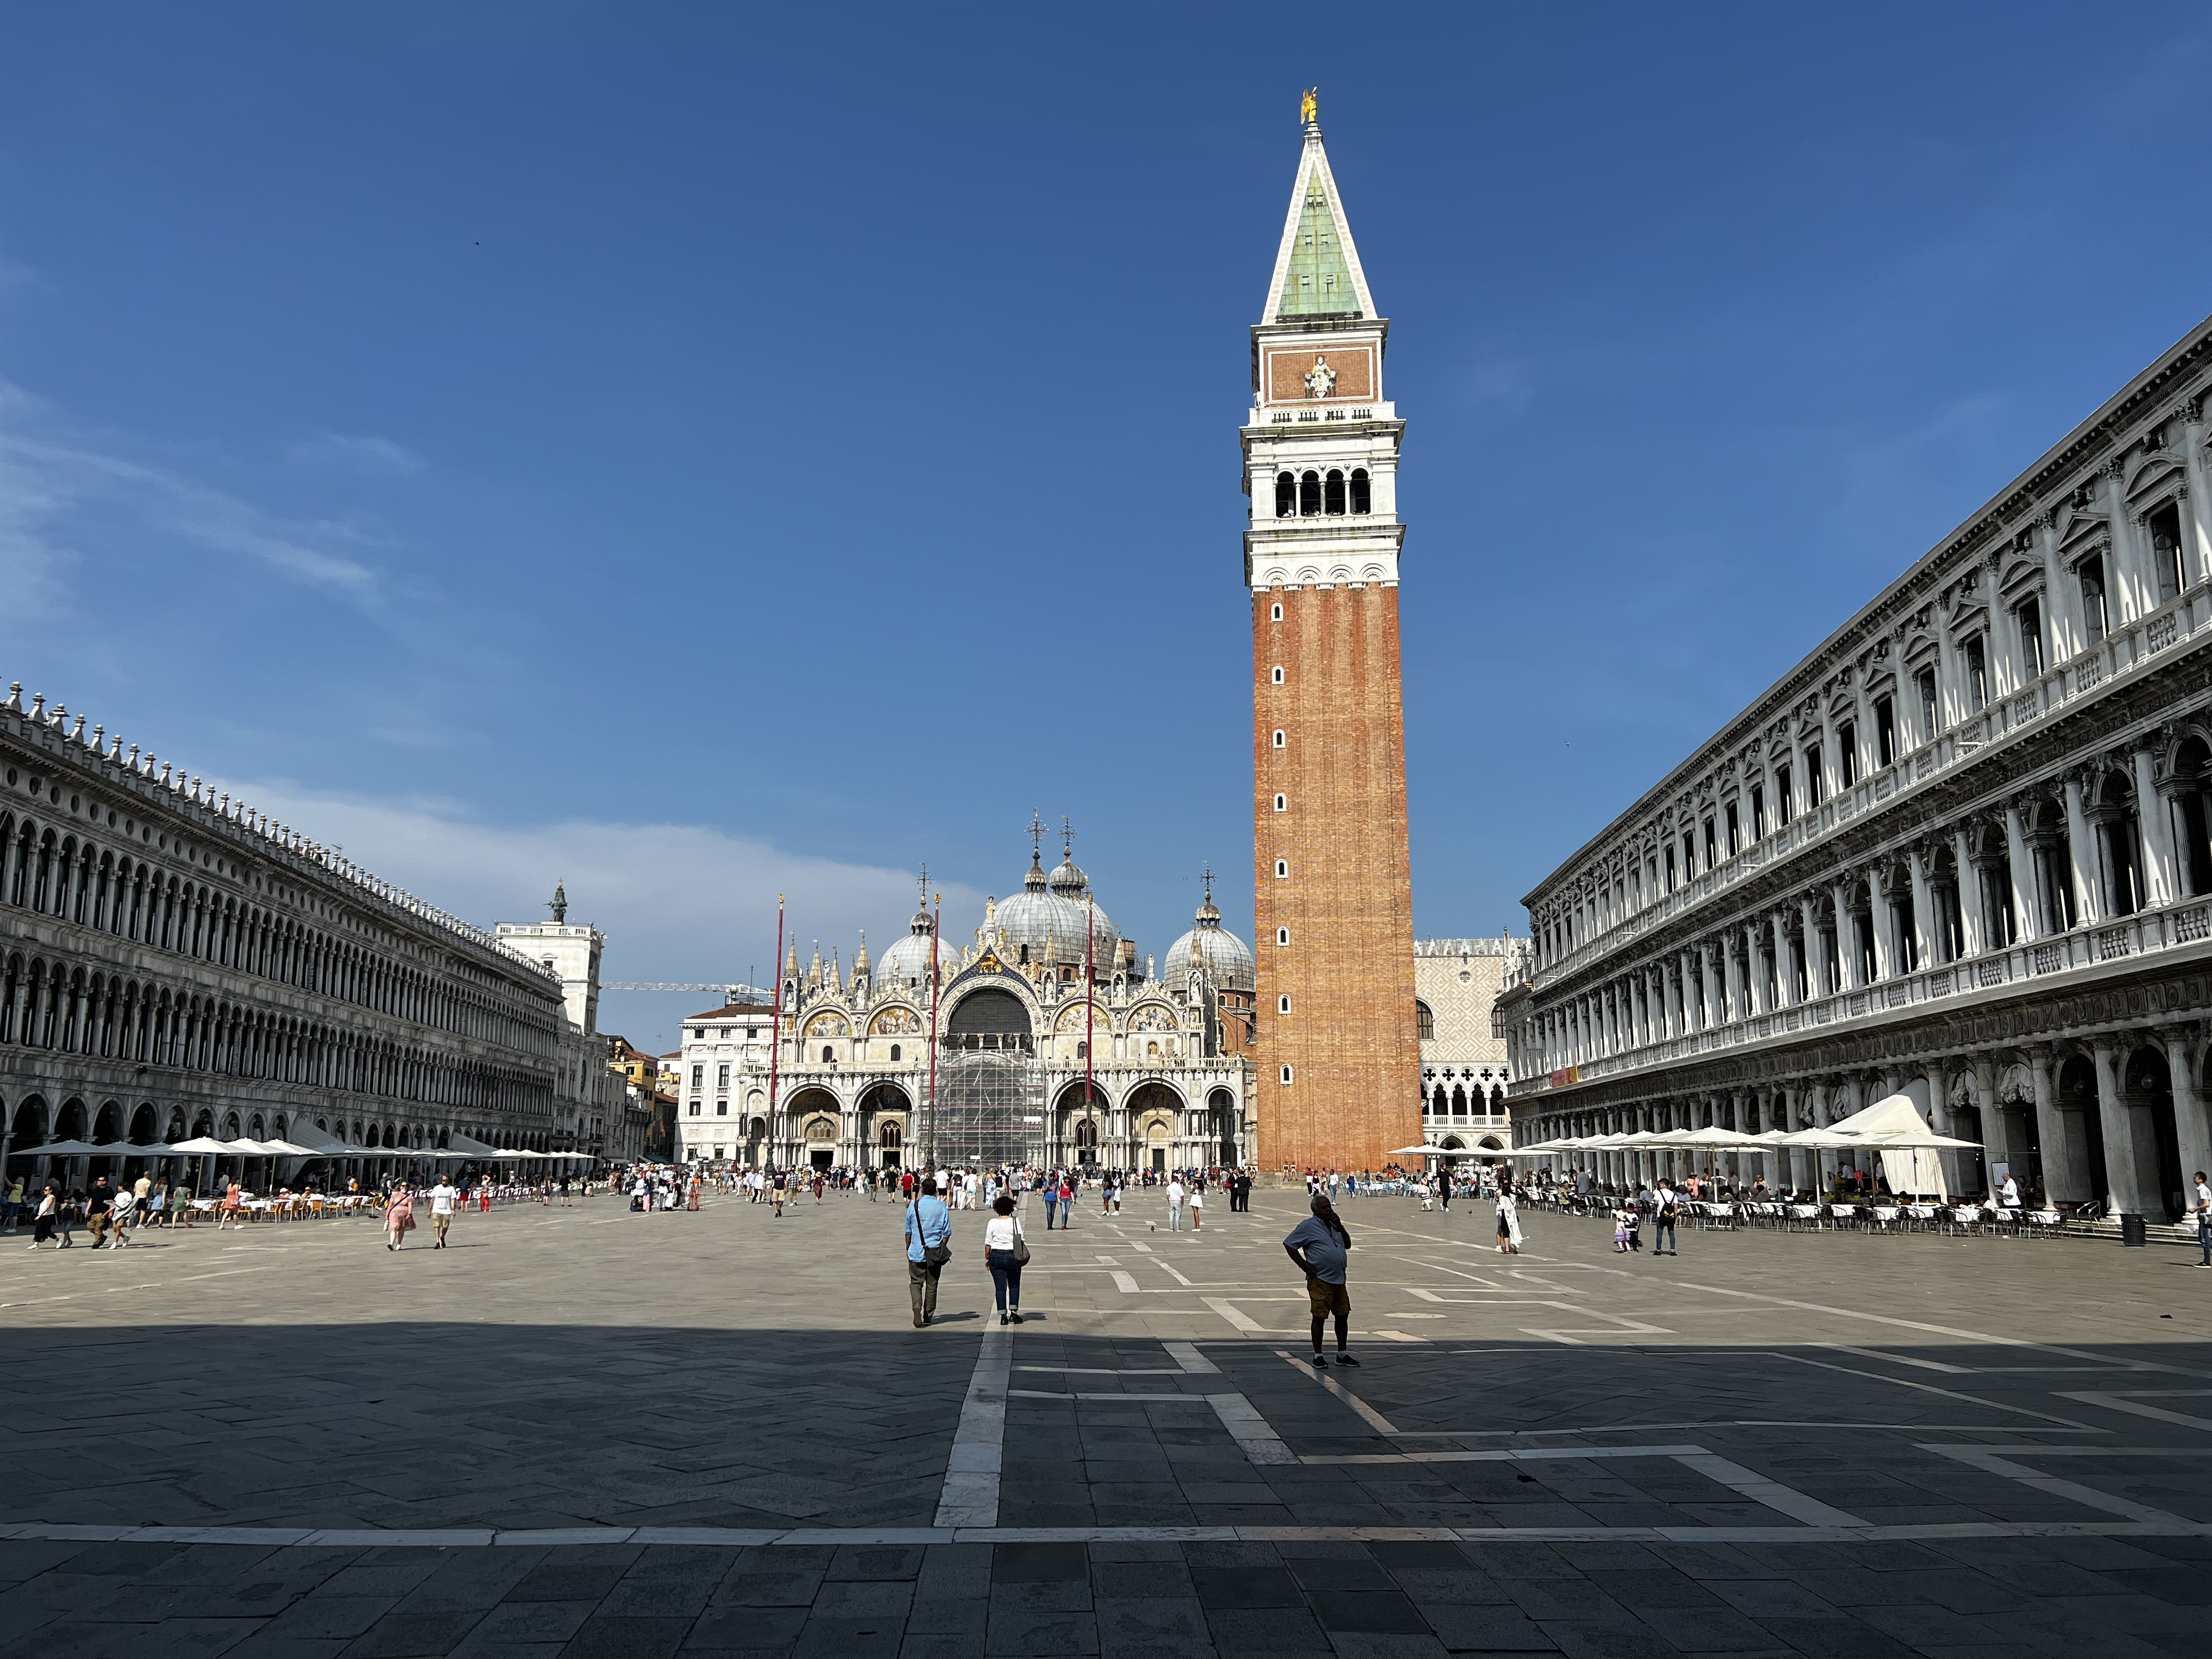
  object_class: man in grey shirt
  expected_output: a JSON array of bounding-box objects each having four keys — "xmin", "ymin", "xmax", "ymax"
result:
[{"xmin": 1284, "ymin": 1195, "xmax": 1358, "ymax": 1369}]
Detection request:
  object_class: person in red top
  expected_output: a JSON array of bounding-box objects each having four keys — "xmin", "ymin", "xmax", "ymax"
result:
[{"xmin": 1056, "ymin": 1173, "xmax": 1074, "ymax": 1229}]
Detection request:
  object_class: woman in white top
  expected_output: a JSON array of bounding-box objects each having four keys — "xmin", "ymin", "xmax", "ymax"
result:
[{"xmin": 982, "ymin": 1193, "xmax": 1026, "ymax": 1325}]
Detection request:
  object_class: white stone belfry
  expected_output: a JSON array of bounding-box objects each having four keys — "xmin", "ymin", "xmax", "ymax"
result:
[{"xmin": 1242, "ymin": 104, "xmax": 1405, "ymax": 593}]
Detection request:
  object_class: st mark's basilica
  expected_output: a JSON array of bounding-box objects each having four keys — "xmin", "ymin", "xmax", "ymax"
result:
[{"xmin": 675, "ymin": 832, "xmax": 1258, "ymax": 1173}]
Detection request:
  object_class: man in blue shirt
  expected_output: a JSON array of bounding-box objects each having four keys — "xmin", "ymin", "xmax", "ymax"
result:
[
  {"xmin": 904, "ymin": 1176, "xmax": 954, "ymax": 1328},
  {"xmin": 1284, "ymin": 1194, "xmax": 1358, "ymax": 1368}
]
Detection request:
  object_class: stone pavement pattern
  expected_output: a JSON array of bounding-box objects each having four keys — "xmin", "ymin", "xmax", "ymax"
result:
[{"xmin": 0, "ymin": 1187, "xmax": 2205, "ymax": 1656}]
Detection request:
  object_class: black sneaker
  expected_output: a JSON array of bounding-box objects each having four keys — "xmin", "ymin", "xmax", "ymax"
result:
[
  {"xmin": 1310, "ymin": 1352, "xmax": 1328, "ymax": 1368},
  {"xmin": 1335, "ymin": 1353, "xmax": 1361, "ymax": 1367}
]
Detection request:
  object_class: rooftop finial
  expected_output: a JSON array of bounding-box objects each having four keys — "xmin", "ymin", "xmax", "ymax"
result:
[
  {"xmin": 548, "ymin": 879, "xmax": 568, "ymax": 924},
  {"xmin": 1027, "ymin": 809, "xmax": 1044, "ymax": 867},
  {"xmin": 1300, "ymin": 86, "xmax": 1318, "ymax": 128},
  {"xmin": 1202, "ymin": 860, "xmax": 1214, "ymax": 904},
  {"xmin": 1061, "ymin": 815, "xmax": 1076, "ymax": 860}
]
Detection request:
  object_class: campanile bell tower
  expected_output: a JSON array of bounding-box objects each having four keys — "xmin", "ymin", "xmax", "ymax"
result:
[{"xmin": 1245, "ymin": 93, "xmax": 1421, "ymax": 1174}]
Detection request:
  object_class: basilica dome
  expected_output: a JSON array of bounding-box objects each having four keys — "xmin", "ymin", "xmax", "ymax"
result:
[
  {"xmin": 1164, "ymin": 890, "xmax": 1255, "ymax": 993},
  {"xmin": 878, "ymin": 910, "xmax": 951, "ymax": 988},
  {"xmin": 997, "ymin": 853, "xmax": 1119, "ymax": 970}
]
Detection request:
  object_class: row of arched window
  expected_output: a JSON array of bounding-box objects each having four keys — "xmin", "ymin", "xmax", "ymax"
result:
[
  {"xmin": 1, "ymin": 811, "xmax": 556, "ymax": 1056},
  {"xmin": 1274, "ymin": 468, "xmax": 1373, "ymax": 517},
  {"xmin": 1428, "ymin": 1083, "xmax": 1507, "ymax": 1115},
  {"xmin": 4, "ymin": 1093, "xmax": 564, "ymax": 1162},
  {"xmin": 0, "ymin": 950, "xmax": 554, "ymax": 1117}
]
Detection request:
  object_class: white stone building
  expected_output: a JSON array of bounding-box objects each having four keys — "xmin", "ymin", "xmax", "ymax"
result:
[
  {"xmin": 686, "ymin": 840, "xmax": 1258, "ymax": 1173},
  {"xmin": 1499, "ymin": 310, "xmax": 2212, "ymax": 1222},
  {"xmin": 0, "ymin": 685, "xmax": 613, "ymax": 1186},
  {"xmin": 1415, "ymin": 936, "xmax": 1528, "ymax": 1154},
  {"xmin": 674, "ymin": 1001, "xmax": 778, "ymax": 1166}
]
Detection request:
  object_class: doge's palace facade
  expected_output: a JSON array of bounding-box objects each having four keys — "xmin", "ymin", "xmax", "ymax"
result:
[{"xmin": 1499, "ymin": 313, "xmax": 2212, "ymax": 1224}]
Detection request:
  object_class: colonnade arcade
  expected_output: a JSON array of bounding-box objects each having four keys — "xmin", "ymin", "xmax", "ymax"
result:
[
  {"xmin": 0, "ymin": 1088, "xmax": 562, "ymax": 1195},
  {"xmin": 1541, "ymin": 1021, "xmax": 2208, "ymax": 1222}
]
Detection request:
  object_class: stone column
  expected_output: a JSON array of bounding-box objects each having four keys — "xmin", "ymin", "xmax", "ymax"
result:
[
  {"xmin": 2091, "ymin": 1039, "xmax": 2152, "ymax": 1216},
  {"xmin": 2105, "ymin": 461, "xmax": 2147, "ymax": 623},
  {"xmin": 1936, "ymin": 628, "xmax": 1961, "ymax": 734},
  {"xmin": 2162, "ymin": 1027, "xmax": 2212, "ymax": 1215},
  {"xmin": 1971, "ymin": 1055, "xmax": 2008, "ymax": 1188},
  {"xmin": 2004, "ymin": 799, "xmax": 2038, "ymax": 943},
  {"xmin": 2181, "ymin": 402, "xmax": 2212, "ymax": 589},
  {"xmin": 1869, "ymin": 867, "xmax": 1896, "ymax": 982},
  {"xmin": 1700, "ymin": 944, "xmax": 1721, "ymax": 1030},
  {"xmin": 2133, "ymin": 745, "xmax": 2177, "ymax": 908},
  {"xmin": 1907, "ymin": 843, "xmax": 1936, "ymax": 971},
  {"xmin": 1830, "ymin": 875, "xmax": 1859, "ymax": 990},
  {"xmin": 2064, "ymin": 772, "xmax": 2100, "ymax": 925},
  {"xmin": 1953, "ymin": 827, "xmax": 1986, "ymax": 959},
  {"xmin": 2037, "ymin": 509, "xmax": 2080, "ymax": 663},
  {"xmin": 1679, "ymin": 949, "xmax": 1698, "ymax": 1032}
]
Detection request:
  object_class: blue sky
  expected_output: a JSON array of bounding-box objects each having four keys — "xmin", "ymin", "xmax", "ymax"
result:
[{"xmin": 4, "ymin": 4, "xmax": 2211, "ymax": 1052}]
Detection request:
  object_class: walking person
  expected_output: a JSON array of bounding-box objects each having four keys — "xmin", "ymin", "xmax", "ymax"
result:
[
  {"xmin": 1284, "ymin": 1194, "xmax": 1358, "ymax": 1369},
  {"xmin": 26, "ymin": 1184, "xmax": 59, "ymax": 1249},
  {"xmin": 983, "ymin": 1192, "xmax": 1026, "ymax": 1326},
  {"xmin": 2192, "ymin": 1170, "xmax": 2211, "ymax": 1267},
  {"xmin": 218, "ymin": 1178, "xmax": 243, "ymax": 1230},
  {"xmin": 384, "ymin": 1184, "xmax": 416, "ymax": 1251},
  {"xmin": 86, "ymin": 1177, "xmax": 113, "ymax": 1249},
  {"xmin": 1166, "ymin": 1175, "xmax": 1185, "ymax": 1231},
  {"xmin": 2, "ymin": 1175, "xmax": 22, "ymax": 1234},
  {"xmin": 1494, "ymin": 1175, "xmax": 1523, "ymax": 1255},
  {"xmin": 1056, "ymin": 1172, "xmax": 1074, "ymax": 1228},
  {"xmin": 1652, "ymin": 1181, "xmax": 1680, "ymax": 1257},
  {"xmin": 1188, "ymin": 1180, "xmax": 1203, "ymax": 1231},
  {"xmin": 1042, "ymin": 1178, "xmax": 1060, "ymax": 1233},
  {"xmin": 771, "ymin": 1168, "xmax": 787, "ymax": 1218},
  {"xmin": 108, "ymin": 1181, "xmax": 134, "ymax": 1248},
  {"xmin": 429, "ymin": 1177, "xmax": 457, "ymax": 1248},
  {"xmin": 905, "ymin": 1176, "xmax": 953, "ymax": 1328}
]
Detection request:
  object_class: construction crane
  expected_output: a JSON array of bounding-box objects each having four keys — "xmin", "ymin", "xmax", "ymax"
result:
[{"xmin": 602, "ymin": 982, "xmax": 774, "ymax": 1001}]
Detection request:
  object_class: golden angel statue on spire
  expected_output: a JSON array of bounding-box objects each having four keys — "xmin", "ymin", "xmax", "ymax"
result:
[{"xmin": 1300, "ymin": 87, "xmax": 1318, "ymax": 126}]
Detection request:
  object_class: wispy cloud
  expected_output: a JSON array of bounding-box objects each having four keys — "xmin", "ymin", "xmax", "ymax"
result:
[
  {"xmin": 284, "ymin": 433, "xmax": 428, "ymax": 478},
  {"xmin": 0, "ymin": 382, "xmax": 387, "ymax": 608},
  {"xmin": 203, "ymin": 777, "xmax": 987, "ymax": 1046}
]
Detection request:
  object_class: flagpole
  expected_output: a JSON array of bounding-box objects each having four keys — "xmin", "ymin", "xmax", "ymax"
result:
[
  {"xmin": 765, "ymin": 895, "xmax": 784, "ymax": 1173},
  {"xmin": 927, "ymin": 891, "xmax": 942, "ymax": 1172},
  {"xmin": 1084, "ymin": 893, "xmax": 1095, "ymax": 1170}
]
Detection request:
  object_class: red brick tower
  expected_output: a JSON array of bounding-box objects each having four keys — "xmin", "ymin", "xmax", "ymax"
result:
[{"xmin": 1245, "ymin": 95, "xmax": 1421, "ymax": 1175}]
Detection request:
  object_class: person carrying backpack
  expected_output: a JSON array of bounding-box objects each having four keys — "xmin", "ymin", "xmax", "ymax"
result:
[{"xmin": 1653, "ymin": 1182, "xmax": 1681, "ymax": 1257}]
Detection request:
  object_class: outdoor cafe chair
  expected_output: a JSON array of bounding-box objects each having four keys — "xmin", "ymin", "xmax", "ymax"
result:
[{"xmin": 1825, "ymin": 1203, "xmax": 1858, "ymax": 1230}]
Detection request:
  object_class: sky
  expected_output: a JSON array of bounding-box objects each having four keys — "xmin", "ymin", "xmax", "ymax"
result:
[{"xmin": 5, "ymin": 4, "xmax": 2212, "ymax": 1053}]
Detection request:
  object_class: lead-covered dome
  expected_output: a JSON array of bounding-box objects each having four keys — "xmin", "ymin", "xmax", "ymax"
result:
[
  {"xmin": 997, "ymin": 851, "xmax": 1119, "ymax": 969},
  {"xmin": 1165, "ymin": 891, "xmax": 1255, "ymax": 993},
  {"xmin": 879, "ymin": 910, "xmax": 951, "ymax": 988}
]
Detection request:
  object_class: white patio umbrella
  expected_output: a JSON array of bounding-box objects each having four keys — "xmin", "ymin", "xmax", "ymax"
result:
[
  {"xmin": 8, "ymin": 1140, "xmax": 116, "ymax": 1158},
  {"xmin": 167, "ymin": 1136, "xmax": 236, "ymax": 1155}
]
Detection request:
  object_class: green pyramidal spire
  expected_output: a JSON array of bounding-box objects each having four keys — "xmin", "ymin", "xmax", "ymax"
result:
[{"xmin": 1275, "ymin": 159, "xmax": 1358, "ymax": 319}]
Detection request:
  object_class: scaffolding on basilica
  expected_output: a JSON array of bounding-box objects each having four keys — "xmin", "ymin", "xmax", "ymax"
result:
[{"xmin": 925, "ymin": 1050, "xmax": 1043, "ymax": 1168}]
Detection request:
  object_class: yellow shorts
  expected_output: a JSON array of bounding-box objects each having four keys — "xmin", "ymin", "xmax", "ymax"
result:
[{"xmin": 1306, "ymin": 1275, "xmax": 1350, "ymax": 1319}]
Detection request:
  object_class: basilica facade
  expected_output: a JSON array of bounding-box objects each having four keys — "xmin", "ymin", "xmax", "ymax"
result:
[{"xmin": 673, "ymin": 843, "xmax": 1256, "ymax": 1173}]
